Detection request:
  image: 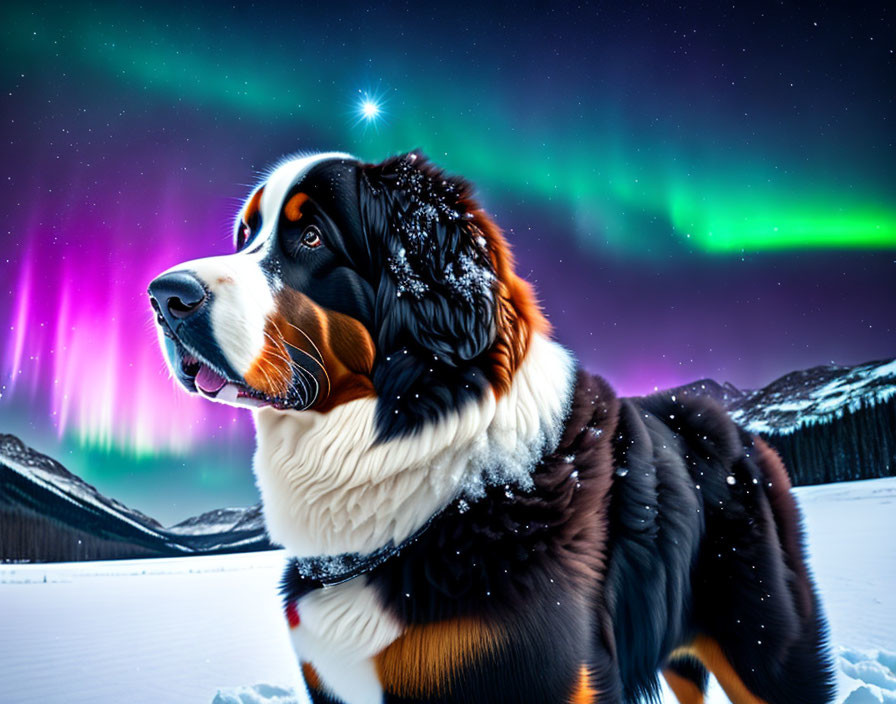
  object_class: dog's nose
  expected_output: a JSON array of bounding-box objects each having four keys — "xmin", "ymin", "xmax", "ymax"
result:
[{"xmin": 148, "ymin": 271, "xmax": 208, "ymax": 326}]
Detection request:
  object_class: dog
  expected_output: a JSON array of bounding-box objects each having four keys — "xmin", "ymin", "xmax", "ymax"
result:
[{"xmin": 149, "ymin": 151, "xmax": 834, "ymax": 704}]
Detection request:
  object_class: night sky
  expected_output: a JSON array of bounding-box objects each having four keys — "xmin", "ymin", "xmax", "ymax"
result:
[{"xmin": 1, "ymin": 2, "xmax": 893, "ymax": 523}]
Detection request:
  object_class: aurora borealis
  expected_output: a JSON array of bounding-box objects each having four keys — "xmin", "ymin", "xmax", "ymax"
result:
[{"xmin": 1, "ymin": 2, "xmax": 893, "ymax": 522}]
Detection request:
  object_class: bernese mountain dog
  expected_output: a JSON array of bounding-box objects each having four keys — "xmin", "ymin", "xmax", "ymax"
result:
[{"xmin": 148, "ymin": 151, "xmax": 834, "ymax": 704}]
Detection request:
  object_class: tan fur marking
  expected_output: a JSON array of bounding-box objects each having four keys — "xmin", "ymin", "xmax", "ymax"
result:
[
  {"xmin": 301, "ymin": 661, "xmax": 322, "ymax": 691},
  {"xmin": 283, "ymin": 192, "xmax": 309, "ymax": 221},
  {"xmin": 374, "ymin": 618, "xmax": 502, "ymax": 698},
  {"xmin": 667, "ymin": 644, "xmax": 698, "ymax": 660},
  {"xmin": 244, "ymin": 316, "xmax": 293, "ymax": 397},
  {"xmin": 324, "ymin": 308, "xmax": 376, "ymax": 375},
  {"xmin": 467, "ymin": 210, "xmax": 548, "ymax": 398},
  {"xmin": 242, "ymin": 187, "xmax": 264, "ymax": 224},
  {"xmin": 691, "ymin": 636, "xmax": 769, "ymax": 704},
  {"xmin": 663, "ymin": 669, "xmax": 705, "ymax": 704},
  {"xmin": 249, "ymin": 290, "xmax": 375, "ymax": 410},
  {"xmin": 569, "ymin": 663, "xmax": 599, "ymax": 704}
]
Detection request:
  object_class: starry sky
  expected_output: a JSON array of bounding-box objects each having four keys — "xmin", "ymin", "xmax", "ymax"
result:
[{"xmin": 1, "ymin": 2, "xmax": 893, "ymax": 523}]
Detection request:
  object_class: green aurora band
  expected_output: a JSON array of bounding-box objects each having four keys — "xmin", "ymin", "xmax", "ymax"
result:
[{"xmin": 5, "ymin": 4, "xmax": 894, "ymax": 256}]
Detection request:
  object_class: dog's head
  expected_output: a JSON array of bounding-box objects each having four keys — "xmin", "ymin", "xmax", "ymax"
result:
[{"xmin": 149, "ymin": 151, "xmax": 545, "ymax": 440}]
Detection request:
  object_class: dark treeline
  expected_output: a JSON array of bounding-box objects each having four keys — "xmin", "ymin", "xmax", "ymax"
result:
[
  {"xmin": 0, "ymin": 460, "xmax": 179, "ymax": 563},
  {"xmin": 763, "ymin": 394, "xmax": 896, "ymax": 486},
  {"xmin": 1, "ymin": 504, "xmax": 164, "ymax": 562},
  {"xmin": 0, "ymin": 454, "xmax": 273, "ymax": 563}
]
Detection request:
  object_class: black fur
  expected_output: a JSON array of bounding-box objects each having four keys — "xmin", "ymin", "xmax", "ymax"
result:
[
  {"xmin": 251, "ymin": 153, "xmax": 501, "ymax": 441},
  {"xmin": 360, "ymin": 153, "xmax": 499, "ymax": 441},
  {"xmin": 283, "ymin": 372, "xmax": 835, "ymax": 703},
  {"xmin": 605, "ymin": 397, "xmax": 705, "ymax": 701}
]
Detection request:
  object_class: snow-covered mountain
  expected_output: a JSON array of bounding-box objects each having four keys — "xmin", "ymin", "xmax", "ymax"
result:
[
  {"xmin": 0, "ymin": 434, "xmax": 272, "ymax": 562},
  {"xmin": 729, "ymin": 358, "xmax": 896, "ymax": 434},
  {"xmin": 640, "ymin": 357, "xmax": 896, "ymax": 487},
  {"xmin": 167, "ymin": 504, "xmax": 268, "ymax": 553},
  {"xmin": 714, "ymin": 357, "xmax": 895, "ymax": 486},
  {"xmin": 168, "ymin": 505, "xmax": 265, "ymax": 537},
  {"xmin": 1, "ymin": 434, "xmax": 167, "ymax": 532}
]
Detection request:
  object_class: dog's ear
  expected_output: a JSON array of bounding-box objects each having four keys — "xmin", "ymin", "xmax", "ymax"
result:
[{"xmin": 360, "ymin": 151, "xmax": 497, "ymax": 366}]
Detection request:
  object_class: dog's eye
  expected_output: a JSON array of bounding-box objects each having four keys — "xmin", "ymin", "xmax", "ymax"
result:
[
  {"xmin": 301, "ymin": 226, "xmax": 322, "ymax": 249},
  {"xmin": 236, "ymin": 224, "xmax": 251, "ymax": 251}
]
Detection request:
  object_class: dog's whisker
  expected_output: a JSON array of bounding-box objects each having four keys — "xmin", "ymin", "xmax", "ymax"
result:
[
  {"xmin": 282, "ymin": 320, "xmax": 325, "ymax": 364},
  {"xmin": 252, "ymin": 356, "xmax": 281, "ymax": 396},
  {"xmin": 261, "ymin": 332, "xmax": 307, "ymax": 397},
  {"xmin": 261, "ymin": 330, "xmax": 296, "ymax": 366},
  {"xmin": 256, "ymin": 328, "xmax": 324, "ymax": 405},
  {"xmin": 280, "ymin": 320, "xmax": 332, "ymax": 401},
  {"xmin": 282, "ymin": 337, "xmax": 331, "ymax": 401}
]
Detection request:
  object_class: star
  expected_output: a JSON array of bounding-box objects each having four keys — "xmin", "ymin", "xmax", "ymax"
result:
[
  {"xmin": 352, "ymin": 88, "xmax": 388, "ymax": 129},
  {"xmin": 361, "ymin": 99, "xmax": 380, "ymax": 121}
]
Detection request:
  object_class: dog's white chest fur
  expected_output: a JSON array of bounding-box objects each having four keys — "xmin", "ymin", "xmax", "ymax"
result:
[
  {"xmin": 251, "ymin": 333, "xmax": 575, "ymax": 559},
  {"xmin": 289, "ymin": 579, "xmax": 401, "ymax": 704}
]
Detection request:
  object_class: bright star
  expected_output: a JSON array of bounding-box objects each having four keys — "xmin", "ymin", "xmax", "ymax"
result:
[
  {"xmin": 361, "ymin": 99, "xmax": 380, "ymax": 120},
  {"xmin": 352, "ymin": 88, "xmax": 389, "ymax": 129}
]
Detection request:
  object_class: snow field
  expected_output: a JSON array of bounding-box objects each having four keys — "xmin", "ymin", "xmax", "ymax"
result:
[{"xmin": 1, "ymin": 478, "xmax": 894, "ymax": 703}]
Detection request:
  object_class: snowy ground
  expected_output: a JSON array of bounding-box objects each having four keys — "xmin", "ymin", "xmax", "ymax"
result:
[{"xmin": 1, "ymin": 478, "xmax": 894, "ymax": 704}]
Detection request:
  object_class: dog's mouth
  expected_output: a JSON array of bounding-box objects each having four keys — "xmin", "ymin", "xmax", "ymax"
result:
[
  {"xmin": 152, "ymin": 294, "xmax": 319, "ymax": 411},
  {"xmin": 171, "ymin": 343, "xmax": 280, "ymax": 408},
  {"xmin": 166, "ymin": 334, "xmax": 320, "ymax": 411},
  {"xmin": 159, "ymin": 324, "xmax": 303, "ymax": 410}
]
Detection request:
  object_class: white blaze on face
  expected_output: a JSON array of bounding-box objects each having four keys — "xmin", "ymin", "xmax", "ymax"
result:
[
  {"xmin": 157, "ymin": 152, "xmax": 352, "ymax": 402},
  {"xmin": 174, "ymin": 253, "xmax": 275, "ymax": 376}
]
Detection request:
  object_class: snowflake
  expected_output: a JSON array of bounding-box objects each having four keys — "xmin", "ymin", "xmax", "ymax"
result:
[
  {"xmin": 388, "ymin": 247, "xmax": 428, "ymax": 299},
  {"xmin": 444, "ymin": 253, "xmax": 495, "ymax": 302}
]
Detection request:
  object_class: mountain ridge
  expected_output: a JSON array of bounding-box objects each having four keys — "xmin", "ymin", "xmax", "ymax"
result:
[{"xmin": 0, "ymin": 434, "xmax": 272, "ymax": 562}]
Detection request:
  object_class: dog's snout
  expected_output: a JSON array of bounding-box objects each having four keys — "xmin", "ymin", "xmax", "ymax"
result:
[{"xmin": 148, "ymin": 271, "xmax": 208, "ymax": 326}]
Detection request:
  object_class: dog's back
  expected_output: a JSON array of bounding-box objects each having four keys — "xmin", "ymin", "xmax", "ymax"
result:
[{"xmin": 605, "ymin": 391, "xmax": 834, "ymax": 703}]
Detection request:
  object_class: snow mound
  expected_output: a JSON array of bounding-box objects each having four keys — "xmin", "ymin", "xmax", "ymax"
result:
[
  {"xmin": 837, "ymin": 647, "xmax": 896, "ymax": 704},
  {"xmin": 212, "ymin": 684, "xmax": 300, "ymax": 704}
]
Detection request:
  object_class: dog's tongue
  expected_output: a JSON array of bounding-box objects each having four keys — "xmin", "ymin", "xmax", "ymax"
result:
[{"xmin": 196, "ymin": 365, "xmax": 227, "ymax": 394}]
